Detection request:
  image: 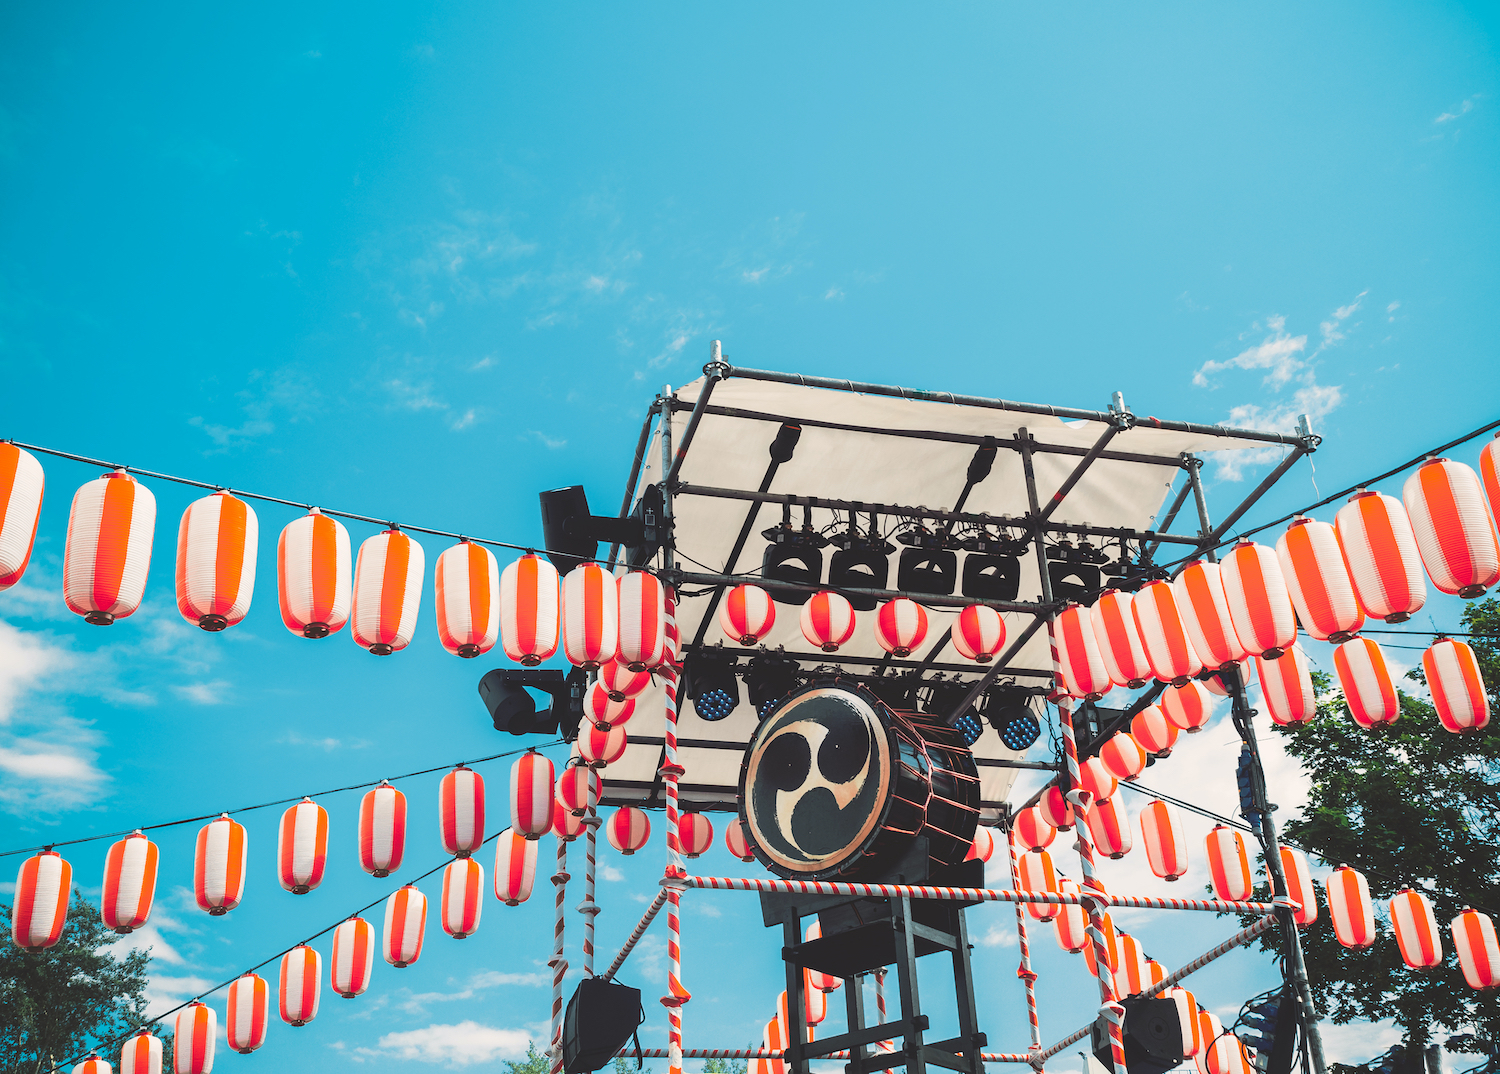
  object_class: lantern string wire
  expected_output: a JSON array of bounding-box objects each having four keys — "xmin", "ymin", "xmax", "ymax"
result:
[{"xmin": 0, "ymin": 739, "xmax": 563, "ymax": 860}]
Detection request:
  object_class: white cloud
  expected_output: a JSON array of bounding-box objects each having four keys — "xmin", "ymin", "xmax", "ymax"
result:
[
  {"xmin": 824, "ymin": 287, "xmax": 844, "ymax": 301},
  {"xmin": 360, "ymin": 1021, "xmax": 532, "ymax": 1067},
  {"xmin": 1435, "ymin": 97, "xmax": 1477, "ymax": 124},
  {"xmin": 600, "ymin": 863, "xmax": 625, "ymax": 882},
  {"xmin": 468, "ymin": 970, "xmax": 548, "ymax": 988},
  {"xmin": 1192, "ymin": 315, "xmax": 1308, "ymax": 390},
  {"xmin": 0, "ymin": 618, "xmax": 73, "ymax": 723},
  {"xmin": 0, "ymin": 618, "xmax": 107, "ymax": 811},
  {"xmin": 386, "ymin": 378, "xmax": 448, "ymax": 412},
  {"xmin": 0, "ymin": 746, "xmax": 101, "ymax": 781},
  {"xmin": 976, "ymin": 922, "xmax": 1016, "ymax": 948},
  {"xmin": 523, "ymin": 430, "xmax": 568, "ymax": 451},
  {"xmin": 173, "ymin": 681, "xmax": 231, "ymax": 705}
]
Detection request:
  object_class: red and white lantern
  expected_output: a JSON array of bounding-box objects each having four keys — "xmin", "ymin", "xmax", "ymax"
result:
[
  {"xmin": 1140, "ymin": 800, "xmax": 1188, "ymax": 881},
  {"xmin": 617, "ymin": 571, "xmax": 667, "ymax": 671},
  {"xmin": 1132, "ymin": 581, "xmax": 1203, "ymax": 685},
  {"xmin": 679, "ymin": 813, "xmax": 714, "ymax": 858},
  {"xmin": 510, "ymin": 751, "xmax": 555, "ymax": 839},
  {"xmin": 720, "ymin": 584, "xmax": 776, "ymax": 645},
  {"xmin": 1334, "ymin": 638, "xmax": 1399, "ymax": 728},
  {"xmin": 64, "ymin": 470, "xmax": 156, "ymax": 626},
  {"xmin": 1038, "ymin": 785, "xmax": 1074, "ymax": 831},
  {"xmin": 0, "ymin": 446, "xmax": 44, "ymax": 590},
  {"xmin": 1053, "ymin": 878, "xmax": 1088, "ymax": 954},
  {"xmin": 607, "ymin": 807, "xmax": 651, "ymax": 855},
  {"xmin": 435, "ymin": 540, "xmax": 501, "ymax": 658},
  {"xmin": 562, "ymin": 562, "xmax": 618, "ymax": 668},
  {"xmin": 1165, "ymin": 987, "xmax": 1203, "ymax": 1057},
  {"xmin": 1082, "ymin": 912, "xmax": 1120, "ymax": 979},
  {"xmin": 1054, "ymin": 603, "xmax": 1110, "ymax": 699},
  {"xmin": 500, "ymin": 553, "xmax": 560, "ymax": 665},
  {"xmin": 800, "ymin": 590, "xmax": 856, "ymax": 653},
  {"xmin": 1279, "ymin": 847, "xmax": 1318, "ymax": 926},
  {"xmin": 1194, "ymin": 1012, "xmax": 1224, "ymax": 1074},
  {"xmin": 331, "ymin": 916, "xmax": 376, "ymax": 997},
  {"xmin": 1162, "ymin": 680, "xmax": 1214, "ymax": 733},
  {"xmin": 1114, "ymin": 932, "xmax": 1151, "ymax": 997},
  {"xmin": 74, "ymin": 1056, "xmax": 111, "ymax": 1073},
  {"xmin": 440, "ymin": 857, "xmax": 484, "ymax": 939},
  {"xmin": 1173, "ymin": 560, "xmax": 1247, "ymax": 670},
  {"xmin": 440, "ymin": 765, "xmax": 485, "ymax": 858},
  {"xmin": 1256, "ymin": 646, "xmax": 1316, "ymax": 726},
  {"xmin": 359, "ymin": 781, "xmax": 407, "ymax": 877},
  {"xmin": 351, "ymin": 528, "xmax": 424, "ymax": 655},
  {"xmin": 1018, "ymin": 849, "xmax": 1059, "ymax": 922},
  {"xmin": 1336, "ymin": 491, "xmax": 1427, "ymax": 623},
  {"xmin": 552, "ymin": 798, "xmax": 585, "ymax": 842},
  {"xmin": 277, "ymin": 507, "xmax": 351, "ymax": 638},
  {"xmin": 1013, "ymin": 805, "xmax": 1055, "ymax": 852},
  {"xmin": 194, "ymin": 814, "xmax": 246, "ymax": 916},
  {"xmin": 1099, "ymin": 732, "xmax": 1148, "ymax": 782},
  {"xmin": 725, "ymin": 818, "xmax": 755, "ymax": 862},
  {"xmin": 1390, "ymin": 887, "xmax": 1442, "ymax": 969},
  {"xmin": 577, "ymin": 722, "xmax": 628, "ymax": 768},
  {"xmin": 1219, "ymin": 541, "xmax": 1297, "ymax": 659},
  {"xmin": 1086, "ymin": 795, "xmax": 1132, "ymax": 859},
  {"xmin": 12, "ymin": 850, "xmax": 70, "ymax": 951},
  {"xmin": 1205, "ymin": 826, "xmax": 1251, "ymax": 901},
  {"xmin": 277, "ymin": 798, "xmax": 328, "ymax": 894},
  {"xmin": 1423, "ymin": 638, "xmax": 1491, "ymax": 733},
  {"xmin": 875, "ymin": 598, "xmax": 929, "ymax": 658},
  {"xmin": 952, "ymin": 604, "xmax": 1007, "ymax": 662},
  {"xmin": 226, "ymin": 973, "xmax": 267, "ymax": 1048},
  {"xmin": 383, "ymin": 884, "xmax": 428, "ymax": 967},
  {"xmin": 1131, "ymin": 705, "xmax": 1178, "ymax": 757},
  {"xmin": 101, "ymin": 831, "xmax": 157, "ymax": 934},
  {"xmin": 175, "ymin": 491, "xmax": 257, "ymax": 631},
  {"xmin": 1092, "ymin": 589, "xmax": 1152, "ymax": 688},
  {"xmin": 172, "ymin": 1003, "xmax": 216, "ymax": 1074},
  {"xmin": 1204, "ymin": 1032, "xmax": 1253, "ymax": 1074},
  {"xmin": 1276, "ymin": 518, "xmax": 1364, "ymax": 642},
  {"xmin": 557, "ymin": 764, "xmax": 602, "ymax": 817},
  {"xmin": 278, "ymin": 944, "xmax": 320, "ymax": 1026},
  {"xmin": 599, "ymin": 659, "xmax": 652, "ymax": 701},
  {"xmin": 803, "ymin": 969, "xmax": 828, "ymax": 1026},
  {"xmin": 495, "ymin": 831, "xmax": 538, "ymax": 906},
  {"xmin": 586, "ymin": 680, "xmax": 636, "ymax": 730},
  {"xmin": 1453, "ymin": 909, "xmax": 1500, "ymax": 990},
  {"xmin": 1483, "ymin": 436, "xmax": 1500, "ymax": 521},
  {"xmin": 119, "ymin": 1030, "xmax": 162, "ymax": 1074},
  {"xmin": 1324, "ymin": 865, "xmax": 1375, "ymax": 949},
  {"xmin": 804, "ymin": 920, "xmax": 842, "ymax": 992},
  {"xmin": 659, "ymin": 592, "xmax": 680, "ymax": 670},
  {"xmin": 966, "ymin": 826, "xmax": 996, "ymax": 863},
  {"xmin": 1404, "ymin": 457, "xmax": 1500, "ymax": 598},
  {"xmin": 1078, "ymin": 756, "xmax": 1117, "ymax": 804}
]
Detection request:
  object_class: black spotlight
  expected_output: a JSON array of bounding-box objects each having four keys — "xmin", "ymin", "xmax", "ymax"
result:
[
  {"xmin": 924, "ymin": 681, "xmax": 973, "ymax": 721},
  {"xmin": 984, "ymin": 684, "xmax": 1041, "ymax": 751},
  {"xmin": 745, "ymin": 654, "xmax": 800, "ymax": 718},
  {"xmin": 478, "ymin": 668, "xmax": 583, "ymax": 739},
  {"xmin": 762, "ymin": 522, "xmax": 825, "ymax": 606},
  {"xmin": 827, "ymin": 515, "xmax": 893, "ymax": 611},
  {"xmin": 1046, "ymin": 540, "xmax": 1104, "ymax": 604},
  {"xmin": 684, "ymin": 649, "xmax": 741, "ymax": 722}
]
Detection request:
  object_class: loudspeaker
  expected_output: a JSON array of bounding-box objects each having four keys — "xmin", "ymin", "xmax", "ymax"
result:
[
  {"xmin": 1091, "ymin": 998, "xmax": 1184, "ymax": 1074},
  {"xmin": 561, "ymin": 977, "xmax": 643, "ymax": 1074}
]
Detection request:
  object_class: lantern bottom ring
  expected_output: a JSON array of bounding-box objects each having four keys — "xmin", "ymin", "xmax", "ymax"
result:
[
  {"xmin": 84, "ymin": 610, "xmax": 116, "ymax": 626},
  {"xmin": 1459, "ymin": 584, "xmax": 1488, "ymax": 598},
  {"xmin": 302, "ymin": 622, "xmax": 331, "ymax": 639},
  {"xmin": 196, "ymin": 614, "xmax": 228, "ymax": 631},
  {"xmin": 1383, "ymin": 612, "xmax": 1410, "ymax": 624},
  {"xmin": 208, "ymin": 906, "xmax": 229, "ymax": 916},
  {"xmin": 456, "ymin": 644, "xmax": 481, "ymax": 658},
  {"xmin": 368, "ymin": 643, "xmax": 394, "ymax": 656},
  {"xmin": 1329, "ymin": 630, "xmax": 1359, "ymax": 643}
]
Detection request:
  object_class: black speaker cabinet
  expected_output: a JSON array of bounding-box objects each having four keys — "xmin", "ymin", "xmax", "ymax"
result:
[
  {"xmin": 562, "ymin": 977, "xmax": 643, "ymax": 1073},
  {"xmin": 1090, "ymin": 997, "xmax": 1185, "ymax": 1074}
]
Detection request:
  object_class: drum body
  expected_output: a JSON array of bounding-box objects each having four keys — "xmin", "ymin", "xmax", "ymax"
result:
[{"xmin": 738, "ymin": 681, "xmax": 980, "ymax": 881}]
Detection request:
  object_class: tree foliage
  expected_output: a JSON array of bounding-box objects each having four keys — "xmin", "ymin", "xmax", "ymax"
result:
[
  {"xmin": 505, "ymin": 1042, "xmax": 552, "ymax": 1074},
  {"xmin": 0, "ymin": 888, "xmax": 152, "ymax": 1073}
]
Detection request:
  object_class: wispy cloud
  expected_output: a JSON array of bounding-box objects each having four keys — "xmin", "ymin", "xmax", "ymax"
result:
[
  {"xmin": 173, "ymin": 681, "xmax": 231, "ymax": 705},
  {"xmin": 522, "ymin": 430, "xmax": 567, "ymax": 450},
  {"xmin": 1435, "ymin": 96, "xmax": 1479, "ymax": 124},
  {"xmin": 353, "ymin": 1021, "xmax": 532, "ymax": 1067},
  {"xmin": 0, "ymin": 618, "xmax": 106, "ymax": 811}
]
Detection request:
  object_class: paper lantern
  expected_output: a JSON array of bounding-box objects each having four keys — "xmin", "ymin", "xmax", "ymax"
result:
[
  {"xmin": 226, "ymin": 972, "xmax": 268, "ymax": 1053},
  {"xmin": 1453, "ymin": 909, "xmax": 1500, "ymax": 990},
  {"xmin": 383, "ymin": 884, "xmax": 428, "ymax": 967},
  {"xmin": 1334, "ymin": 638, "xmax": 1399, "ymax": 728},
  {"xmin": 194, "ymin": 814, "xmax": 246, "ymax": 916},
  {"xmin": 659, "ymin": 591, "xmax": 680, "ymax": 669},
  {"xmin": 721, "ymin": 584, "xmax": 776, "ymax": 645},
  {"xmin": 679, "ymin": 813, "xmax": 714, "ymax": 858},
  {"xmin": 279, "ymin": 944, "xmax": 320, "ymax": 1026},
  {"xmin": 439, "ymin": 765, "xmax": 485, "ymax": 858},
  {"xmin": 74, "ymin": 1053, "xmax": 111, "ymax": 1073},
  {"xmin": 1092, "ymin": 589, "xmax": 1152, "ymax": 688},
  {"xmin": 1256, "ymin": 647, "xmax": 1315, "ymax": 726},
  {"xmin": 1162, "ymin": 680, "xmax": 1213, "ymax": 733},
  {"xmin": 552, "ymin": 798, "xmax": 585, "ymax": 841},
  {"xmin": 599, "ymin": 659, "xmax": 652, "ymax": 701},
  {"xmin": 119, "ymin": 1030, "xmax": 162, "ymax": 1074},
  {"xmin": 617, "ymin": 571, "xmax": 667, "ymax": 671},
  {"xmin": 1038, "ymin": 785, "xmax": 1074, "ymax": 831},
  {"xmin": 607, "ymin": 807, "xmax": 651, "ymax": 855},
  {"xmin": 171, "ymin": 1003, "xmax": 216, "ymax": 1074},
  {"xmin": 1205, "ymin": 1032, "xmax": 1253, "ymax": 1074},
  {"xmin": 331, "ymin": 916, "xmax": 376, "ymax": 997},
  {"xmin": 562, "ymin": 562, "xmax": 618, "ymax": 668},
  {"xmin": 1131, "ymin": 704, "xmax": 1178, "ymax": 757},
  {"xmin": 1113, "ymin": 932, "xmax": 1151, "ymax": 997},
  {"xmin": 1335, "ymin": 491, "xmax": 1427, "ymax": 624},
  {"xmin": 1194, "ymin": 1012, "xmax": 1224, "ymax": 1074},
  {"xmin": 1205, "ymin": 826, "xmax": 1251, "ymax": 901},
  {"xmin": 1132, "ymin": 581, "xmax": 1203, "ymax": 685},
  {"xmin": 0, "ymin": 446, "xmax": 43, "ymax": 589},
  {"xmin": 1085, "ymin": 796, "xmax": 1132, "ymax": 860},
  {"xmin": 1099, "ymin": 732, "xmax": 1148, "ymax": 782},
  {"xmin": 351, "ymin": 528, "xmax": 424, "ymax": 655},
  {"xmin": 509, "ymin": 751, "xmax": 555, "ymax": 838},
  {"xmin": 441, "ymin": 857, "xmax": 484, "ymax": 939},
  {"xmin": 725, "ymin": 818, "xmax": 755, "ymax": 862},
  {"xmin": 500, "ymin": 553, "xmax": 560, "ymax": 665},
  {"xmin": 1055, "ymin": 603, "xmax": 1110, "ymax": 699},
  {"xmin": 1013, "ymin": 805, "xmax": 1055, "ymax": 852},
  {"xmin": 1053, "ymin": 878, "xmax": 1088, "ymax": 954},
  {"xmin": 175, "ymin": 491, "xmax": 257, "ymax": 631},
  {"xmin": 577, "ymin": 722, "xmax": 628, "ymax": 768},
  {"xmin": 952, "ymin": 604, "xmax": 1006, "ymax": 662},
  {"xmin": 1390, "ymin": 887, "xmax": 1442, "ymax": 969},
  {"xmin": 586, "ymin": 680, "xmax": 636, "ymax": 730},
  {"xmin": 557, "ymin": 764, "xmax": 602, "ymax": 817},
  {"xmin": 1078, "ymin": 756, "xmax": 1117, "ymax": 804},
  {"xmin": 495, "ymin": 831, "xmax": 539, "ymax": 906},
  {"xmin": 803, "ymin": 969, "xmax": 828, "ymax": 1026},
  {"xmin": 277, "ymin": 507, "xmax": 351, "ymax": 638},
  {"xmin": 1140, "ymin": 800, "xmax": 1188, "ymax": 881},
  {"xmin": 1174, "ymin": 561, "xmax": 1247, "ymax": 670},
  {"xmin": 64, "ymin": 470, "xmax": 156, "ymax": 626},
  {"xmin": 1165, "ymin": 987, "xmax": 1203, "ymax": 1057},
  {"xmin": 965, "ymin": 827, "xmax": 995, "ymax": 863},
  {"xmin": 435, "ymin": 540, "xmax": 500, "ymax": 658},
  {"xmin": 1404, "ymin": 457, "xmax": 1500, "ymax": 598},
  {"xmin": 1276, "ymin": 518, "xmax": 1364, "ymax": 642},
  {"xmin": 1082, "ymin": 912, "xmax": 1119, "ymax": 978},
  {"xmin": 800, "ymin": 590, "xmax": 856, "ymax": 653},
  {"xmin": 1218, "ymin": 541, "xmax": 1297, "ymax": 659},
  {"xmin": 875, "ymin": 598, "xmax": 929, "ymax": 658},
  {"xmin": 12, "ymin": 850, "xmax": 70, "ymax": 951},
  {"xmin": 274, "ymin": 798, "xmax": 327, "ymax": 895},
  {"xmin": 1018, "ymin": 850, "xmax": 1059, "ymax": 922},
  {"xmin": 1324, "ymin": 865, "xmax": 1375, "ymax": 949},
  {"xmin": 1423, "ymin": 638, "xmax": 1491, "ymax": 733},
  {"xmin": 1279, "ymin": 847, "xmax": 1318, "ymax": 926},
  {"xmin": 101, "ymin": 831, "xmax": 158, "ymax": 934},
  {"xmin": 359, "ymin": 781, "xmax": 407, "ymax": 877},
  {"xmin": 1483, "ymin": 436, "xmax": 1500, "ymax": 520},
  {"xmin": 804, "ymin": 920, "xmax": 842, "ymax": 991}
]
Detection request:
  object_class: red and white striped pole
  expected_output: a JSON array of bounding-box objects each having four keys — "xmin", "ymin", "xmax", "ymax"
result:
[
  {"xmin": 550, "ymin": 834, "xmax": 571, "ymax": 1074},
  {"xmin": 1005, "ymin": 824, "xmax": 1043, "ymax": 1065},
  {"xmin": 660, "ymin": 663, "xmax": 691, "ymax": 1074},
  {"xmin": 875, "ymin": 969, "xmax": 893, "ymax": 1074},
  {"xmin": 579, "ymin": 774, "xmax": 601, "ymax": 976}
]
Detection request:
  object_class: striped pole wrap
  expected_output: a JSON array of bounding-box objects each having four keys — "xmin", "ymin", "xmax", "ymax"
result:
[
  {"xmin": 577, "ymin": 775, "xmax": 601, "ymax": 976},
  {"xmin": 1004, "ymin": 825, "xmax": 1043, "ymax": 1061},
  {"xmin": 549, "ymin": 836, "xmax": 570, "ymax": 1074},
  {"xmin": 605, "ymin": 888, "xmax": 669, "ymax": 980},
  {"xmin": 616, "ymin": 1050, "xmax": 1040, "ymax": 1064},
  {"xmin": 659, "ymin": 665, "xmax": 690, "ymax": 1074},
  {"xmin": 875, "ymin": 969, "xmax": 893, "ymax": 1074}
]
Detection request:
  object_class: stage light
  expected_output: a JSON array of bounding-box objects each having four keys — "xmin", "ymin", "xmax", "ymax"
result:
[
  {"xmin": 984, "ymin": 684, "xmax": 1042, "ymax": 751},
  {"xmin": 1046, "ymin": 539, "xmax": 1104, "ymax": 604},
  {"xmin": 761, "ymin": 504, "xmax": 826, "ymax": 605},
  {"xmin": 953, "ymin": 713, "xmax": 983, "ymax": 746},
  {"xmin": 827, "ymin": 513, "xmax": 893, "ymax": 611},
  {"xmin": 539, "ymin": 484, "xmax": 662, "ymax": 572},
  {"xmin": 477, "ymin": 668, "xmax": 584, "ymax": 739},
  {"xmin": 897, "ymin": 547, "xmax": 958, "ymax": 596},
  {"xmin": 745, "ymin": 654, "xmax": 800, "ymax": 717},
  {"xmin": 684, "ymin": 649, "xmax": 741, "ymax": 722}
]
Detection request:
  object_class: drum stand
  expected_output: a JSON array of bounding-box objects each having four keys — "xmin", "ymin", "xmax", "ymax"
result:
[{"xmin": 759, "ymin": 838, "xmax": 987, "ymax": 1074}]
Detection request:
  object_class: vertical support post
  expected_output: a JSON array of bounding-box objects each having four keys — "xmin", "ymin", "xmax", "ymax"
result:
[
  {"xmin": 660, "ymin": 665, "xmax": 690, "ymax": 1074},
  {"xmin": 782, "ymin": 913, "xmax": 809, "ymax": 1074},
  {"xmin": 1004, "ymin": 822, "xmax": 1043, "ymax": 1064},
  {"xmin": 875, "ymin": 970, "xmax": 893, "ymax": 1074},
  {"xmin": 892, "ymin": 898, "xmax": 925, "ymax": 1074},
  {"xmin": 549, "ymin": 836, "xmax": 571, "ymax": 1073},
  {"xmin": 845, "ymin": 971, "xmax": 868, "ymax": 1074},
  {"xmin": 579, "ymin": 774, "xmax": 600, "ymax": 976}
]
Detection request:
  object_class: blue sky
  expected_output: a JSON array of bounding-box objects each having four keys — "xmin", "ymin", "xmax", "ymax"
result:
[{"xmin": 2, "ymin": 2, "xmax": 1498, "ymax": 1071}]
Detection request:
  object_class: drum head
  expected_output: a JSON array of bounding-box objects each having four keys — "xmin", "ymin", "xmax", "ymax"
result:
[{"xmin": 739, "ymin": 684, "xmax": 895, "ymax": 878}]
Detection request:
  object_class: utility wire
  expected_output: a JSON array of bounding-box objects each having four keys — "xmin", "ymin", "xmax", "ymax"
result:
[{"xmin": 1, "ymin": 739, "xmax": 563, "ymax": 859}]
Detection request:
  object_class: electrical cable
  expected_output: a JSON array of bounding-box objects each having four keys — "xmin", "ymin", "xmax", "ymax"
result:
[{"xmin": 0, "ymin": 739, "xmax": 563, "ymax": 859}]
